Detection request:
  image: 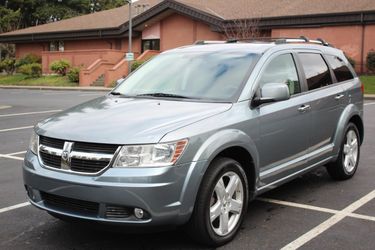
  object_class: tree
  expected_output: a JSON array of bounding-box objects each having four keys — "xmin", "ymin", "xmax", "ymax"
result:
[
  {"xmin": 222, "ymin": 19, "xmax": 260, "ymax": 40},
  {"xmin": 0, "ymin": 0, "xmax": 126, "ymax": 28},
  {"xmin": 0, "ymin": 6, "xmax": 21, "ymax": 33}
]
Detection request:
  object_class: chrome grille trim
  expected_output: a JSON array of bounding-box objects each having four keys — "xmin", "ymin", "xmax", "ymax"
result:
[
  {"xmin": 69, "ymin": 151, "xmax": 113, "ymax": 161},
  {"xmin": 37, "ymin": 136, "xmax": 120, "ymax": 175}
]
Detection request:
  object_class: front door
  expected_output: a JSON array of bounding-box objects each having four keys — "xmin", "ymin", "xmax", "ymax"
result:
[{"xmin": 254, "ymin": 53, "xmax": 311, "ymax": 186}]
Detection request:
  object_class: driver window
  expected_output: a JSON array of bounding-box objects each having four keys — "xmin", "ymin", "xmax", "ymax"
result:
[{"xmin": 259, "ymin": 54, "xmax": 301, "ymax": 95}]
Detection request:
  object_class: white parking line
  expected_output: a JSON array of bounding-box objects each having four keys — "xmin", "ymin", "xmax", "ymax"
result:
[
  {"xmin": 0, "ymin": 105, "xmax": 11, "ymax": 110},
  {"xmin": 78, "ymin": 93, "xmax": 104, "ymax": 97},
  {"xmin": 258, "ymin": 198, "xmax": 338, "ymax": 214},
  {"xmin": 0, "ymin": 154, "xmax": 24, "ymax": 161},
  {"xmin": 259, "ymin": 197, "xmax": 375, "ymax": 222},
  {"xmin": 364, "ymin": 102, "xmax": 375, "ymax": 106},
  {"xmin": 6, "ymin": 151, "xmax": 27, "ymax": 156},
  {"xmin": 0, "ymin": 109, "xmax": 61, "ymax": 118},
  {"xmin": 281, "ymin": 190, "xmax": 375, "ymax": 250},
  {"xmin": 0, "ymin": 126, "xmax": 33, "ymax": 133},
  {"xmin": 0, "ymin": 202, "xmax": 30, "ymax": 214}
]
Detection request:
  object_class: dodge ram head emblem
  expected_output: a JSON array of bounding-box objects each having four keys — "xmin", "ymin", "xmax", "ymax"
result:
[
  {"xmin": 61, "ymin": 142, "xmax": 74, "ymax": 170},
  {"xmin": 61, "ymin": 150, "xmax": 69, "ymax": 161}
]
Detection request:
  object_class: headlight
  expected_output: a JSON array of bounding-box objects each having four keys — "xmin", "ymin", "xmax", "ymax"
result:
[
  {"xmin": 29, "ymin": 130, "xmax": 39, "ymax": 155},
  {"xmin": 113, "ymin": 139, "xmax": 188, "ymax": 167}
]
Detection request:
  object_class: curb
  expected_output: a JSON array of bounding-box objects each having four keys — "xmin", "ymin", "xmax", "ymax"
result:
[
  {"xmin": 0, "ymin": 85, "xmax": 111, "ymax": 92},
  {"xmin": 364, "ymin": 94, "xmax": 375, "ymax": 100}
]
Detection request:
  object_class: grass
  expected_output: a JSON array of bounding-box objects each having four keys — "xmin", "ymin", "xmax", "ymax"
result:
[
  {"xmin": 360, "ymin": 75, "xmax": 375, "ymax": 95},
  {"xmin": 0, "ymin": 74, "xmax": 78, "ymax": 87}
]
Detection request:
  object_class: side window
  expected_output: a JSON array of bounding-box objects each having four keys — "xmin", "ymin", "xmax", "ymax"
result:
[
  {"xmin": 298, "ymin": 53, "xmax": 332, "ymax": 90},
  {"xmin": 259, "ymin": 54, "xmax": 301, "ymax": 95},
  {"xmin": 326, "ymin": 55, "xmax": 354, "ymax": 82}
]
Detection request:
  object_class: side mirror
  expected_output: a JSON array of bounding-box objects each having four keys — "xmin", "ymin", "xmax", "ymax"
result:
[{"xmin": 252, "ymin": 83, "xmax": 290, "ymax": 107}]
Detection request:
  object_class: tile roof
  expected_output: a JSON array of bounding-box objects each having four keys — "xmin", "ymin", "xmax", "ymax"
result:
[
  {"xmin": 177, "ymin": 0, "xmax": 375, "ymax": 19},
  {"xmin": 1, "ymin": 0, "xmax": 375, "ymax": 37}
]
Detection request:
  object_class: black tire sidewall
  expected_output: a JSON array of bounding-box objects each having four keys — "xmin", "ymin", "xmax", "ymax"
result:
[{"xmin": 199, "ymin": 157, "xmax": 249, "ymax": 246}]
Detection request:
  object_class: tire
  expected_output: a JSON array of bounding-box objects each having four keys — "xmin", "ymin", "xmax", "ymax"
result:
[
  {"xmin": 326, "ymin": 122, "xmax": 360, "ymax": 180},
  {"xmin": 187, "ymin": 157, "xmax": 249, "ymax": 247}
]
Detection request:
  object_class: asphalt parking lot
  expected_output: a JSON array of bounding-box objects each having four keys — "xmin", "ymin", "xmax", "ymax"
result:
[{"xmin": 0, "ymin": 88, "xmax": 374, "ymax": 250}]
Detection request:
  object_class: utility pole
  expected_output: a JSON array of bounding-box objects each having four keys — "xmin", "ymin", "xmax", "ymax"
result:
[{"xmin": 126, "ymin": 0, "xmax": 133, "ymax": 74}]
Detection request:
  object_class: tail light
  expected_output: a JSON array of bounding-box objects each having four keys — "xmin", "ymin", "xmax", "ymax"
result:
[{"xmin": 361, "ymin": 82, "xmax": 364, "ymax": 94}]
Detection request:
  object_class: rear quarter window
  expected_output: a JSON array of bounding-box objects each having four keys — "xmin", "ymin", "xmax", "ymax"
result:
[
  {"xmin": 298, "ymin": 53, "xmax": 333, "ymax": 90},
  {"xmin": 325, "ymin": 55, "xmax": 354, "ymax": 82}
]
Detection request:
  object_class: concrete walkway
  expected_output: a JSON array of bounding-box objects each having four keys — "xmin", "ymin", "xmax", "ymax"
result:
[{"xmin": 0, "ymin": 85, "xmax": 110, "ymax": 92}]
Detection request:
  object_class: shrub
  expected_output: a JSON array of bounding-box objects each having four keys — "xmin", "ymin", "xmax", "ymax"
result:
[
  {"xmin": 67, "ymin": 67, "xmax": 80, "ymax": 82},
  {"xmin": 50, "ymin": 59, "xmax": 71, "ymax": 76},
  {"xmin": 131, "ymin": 60, "xmax": 144, "ymax": 72},
  {"xmin": 366, "ymin": 50, "xmax": 375, "ymax": 73},
  {"xmin": 346, "ymin": 56, "xmax": 356, "ymax": 68},
  {"xmin": 15, "ymin": 53, "xmax": 41, "ymax": 68},
  {"xmin": 0, "ymin": 58, "xmax": 16, "ymax": 75},
  {"xmin": 18, "ymin": 63, "xmax": 42, "ymax": 78}
]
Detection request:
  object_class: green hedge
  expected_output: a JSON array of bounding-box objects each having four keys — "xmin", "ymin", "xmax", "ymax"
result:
[
  {"xmin": 18, "ymin": 63, "xmax": 42, "ymax": 78},
  {"xmin": 367, "ymin": 51, "xmax": 375, "ymax": 73},
  {"xmin": 0, "ymin": 58, "xmax": 16, "ymax": 75},
  {"xmin": 67, "ymin": 67, "xmax": 80, "ymax": 82},
  {"xmin": 50, "ymin": 59, "xmax": 71, "ymax": 76}
]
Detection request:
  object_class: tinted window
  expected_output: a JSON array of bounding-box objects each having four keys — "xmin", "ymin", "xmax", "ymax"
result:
[
  {"xmin": 299, "ymin": 53, "xmax": 332, "ymax": 90},
  {"xmin": 326, "ymin": 55, "xmax": 354, "ymax": 82},
  {"xmin": 259, "ymin": 54, "xmax": 300, "ymax": 95}
]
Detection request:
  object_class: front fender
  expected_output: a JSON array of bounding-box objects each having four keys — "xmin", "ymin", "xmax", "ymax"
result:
[
  {"xmin": 177, "ymin": 129, "xmax": 259, "ymax": 223},
  {"xmin": 332, "ymin": 104, "xmax": 362, "ymax": 158}
]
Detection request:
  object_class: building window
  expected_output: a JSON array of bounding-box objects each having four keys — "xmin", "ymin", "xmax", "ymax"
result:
[
  {"xmin": 141, "ymin": 39, "xmax": 160, "ymax": 53},
  {"xmin": 49, "ymin": 41, "xmax": 64, "ymax": 52}
]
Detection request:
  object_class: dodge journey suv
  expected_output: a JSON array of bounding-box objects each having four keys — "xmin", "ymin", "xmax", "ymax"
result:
[{"xmin": 23, "ymin": 38, "xmax": 364, "ymax": 246}]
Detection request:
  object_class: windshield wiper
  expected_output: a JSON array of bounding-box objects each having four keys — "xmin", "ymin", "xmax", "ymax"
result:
[
  {"xmin": 136, "ymin": 93, "xmax": 193, "ymax": 99},
  {"xmin": 110, "ymin": 91, "xmax": 123, "ymax": 96}
]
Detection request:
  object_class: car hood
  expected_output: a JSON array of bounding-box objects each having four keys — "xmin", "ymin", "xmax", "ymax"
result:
[{"xmin": 36, "ymin": 96, "xmax": 232, "ymax": 144}]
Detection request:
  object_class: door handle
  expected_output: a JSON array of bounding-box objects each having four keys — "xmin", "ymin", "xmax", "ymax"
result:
[
  {"xmin": 298, "ymin": 104, "xmax": 311, "ymax": 113},
  {"xmin": 335, "ymin": 94, "xmax": 345, "ymax": 100}
]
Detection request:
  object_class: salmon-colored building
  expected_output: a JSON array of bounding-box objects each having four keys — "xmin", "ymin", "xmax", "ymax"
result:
[{"xmin": 0, "ymin": 0, "xmax": 374, "ymax": 87}]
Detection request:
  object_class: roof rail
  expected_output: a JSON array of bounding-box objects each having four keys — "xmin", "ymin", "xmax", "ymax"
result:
[
  {"xmin": 273, "ymin": 36, "xmax": 332, "ymax": 47},
  {"xmin": 195, "ymin": 40, "xmax": 228, "ymax": 45},
  {"xmin": 195, "ymin": 36, "xmax": 332, "ymax": 47},
  {"xmin": 234, "ymin": 36, "xmax": 332, "ymax": 47}
]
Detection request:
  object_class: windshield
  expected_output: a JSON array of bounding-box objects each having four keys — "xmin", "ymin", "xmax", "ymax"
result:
[{"xmin": 114, "ymin": 51, "xmax": 259, "ymax": 102}]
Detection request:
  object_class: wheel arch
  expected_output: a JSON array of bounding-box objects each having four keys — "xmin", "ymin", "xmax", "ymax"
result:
[
  {"xmin": 178, "ymin": 129, "xmax": 259, "ymax": 224},
  {"xmin": 333, "ymin": 104, "xmax": 364, "ymax": 156}
]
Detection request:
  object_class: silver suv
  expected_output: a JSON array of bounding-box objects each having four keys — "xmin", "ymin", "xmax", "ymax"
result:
[{"xmin": 23, "ymin": 38, "xmax": 364, "ymax": 246}]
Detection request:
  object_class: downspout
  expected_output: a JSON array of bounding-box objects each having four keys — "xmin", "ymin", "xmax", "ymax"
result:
[{"xmin": 360, "ymin": 13, "xmax": 365, "ymax": 74}]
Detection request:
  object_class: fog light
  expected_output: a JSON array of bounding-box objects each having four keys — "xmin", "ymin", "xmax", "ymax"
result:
[{"xmin": 134, "ymin": 208, "xmax": 144, "ymax": 219}]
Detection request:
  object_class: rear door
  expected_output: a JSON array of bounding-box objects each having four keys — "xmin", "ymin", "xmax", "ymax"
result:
[{"xmin": 296, "ymin": 52, "xmax": 346, "ymax": 164}]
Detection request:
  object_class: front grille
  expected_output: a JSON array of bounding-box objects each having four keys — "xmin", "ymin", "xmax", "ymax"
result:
[
  {"xmin": 41, "ymin": 192, "xmax": 99, "ymax": 216},
  {"xmin": 73, "ymin": 142, "xmax": 118, "ymax": 154},
  {"xmin": 39, "ymin": 136, "xmax": 64, "ymax": 149},
  {"xmin": 40, "ymin": 151, "xmax": 61, "ymax": 169},
  {"xmin": 38, "ymin": 136, "xmax": 119, "ymax": 174},
  {"xmin": 70, "ymin": 159, "xmax": 110, "ymax": 173},
  {"xmin": 105, "ymin": 205, "xmax": 131, "ymax": 219}
]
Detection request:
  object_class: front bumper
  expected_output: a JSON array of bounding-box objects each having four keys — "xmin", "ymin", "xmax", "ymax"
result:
[{"xmin": 23, "ymin": 150, "xmax": 206, "ymax": 226}]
